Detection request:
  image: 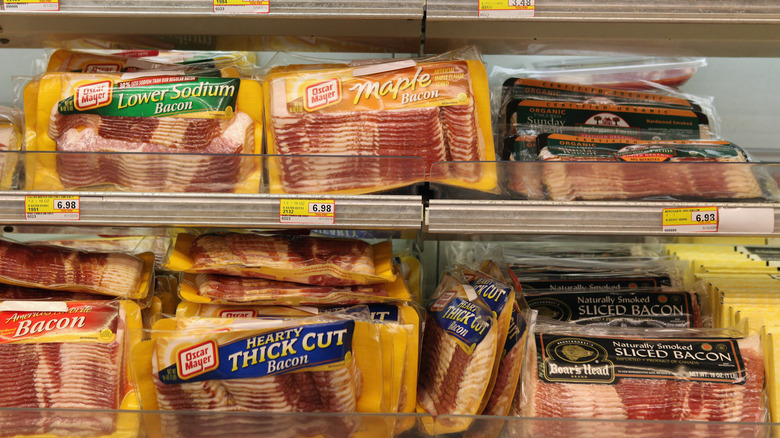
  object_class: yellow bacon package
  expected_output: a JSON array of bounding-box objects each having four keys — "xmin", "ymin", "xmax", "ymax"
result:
[
  {"xmin": 164, "ymin": 232, "xmax": 396, "ymax": 286},
  {"xmin": 263, "ymin": 50, "xmax": 496, "ymax": 195},
  {"xmin": 132, "ymin": 312, "xmax": 388, "ymax": 437},
  {"xmin": 0, "ymin": 300, "xmax": 142, "ymax": 437},
  {"xmin": 24, "ymin": 71, "xmax": 263, "ymax": 193}
]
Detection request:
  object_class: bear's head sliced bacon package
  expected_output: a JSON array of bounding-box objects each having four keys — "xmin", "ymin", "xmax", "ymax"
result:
[
  {"xmin": 516, "ymin": 320, "xmax": 767, "ymax": 437},
  {"xmin": 0, "ymin": 238, "xmax": 155, "ymax": 300},
  {"xmin": 262, "ymin": 46, "xmax": 496, "ymax": 195},
  {"xmin": 0, "ymin": 300, "xmax": 142, "ymax": 437},
  {"xmin": 24, "ymin": 71, "xmax": 263, "ymax": 193},
  {"xmin": 177, "ymin": 271, "xmax": 411, "ymax": 305},
  {"xmin": 417, "ymin": 270, "xmax": 499, "ymax": 435},
  {"xmin": 131, "ymin": 310, "xmax": 388, "ymax": 437},
  {"xmin": 164, "ymin": 232, "xmax": 396, "ymax": 286}
]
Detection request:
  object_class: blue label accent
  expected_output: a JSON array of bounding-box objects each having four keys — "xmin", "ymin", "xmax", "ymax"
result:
[
  {"xmin": 469, "ymin": 276, "xmax": 512, "ymax": 316},
  {"xmin": 159, "ymin": 320, "xmax": 355, "ymax": 384},
  {"xmin": 325, "ymin": 303, "xmax": 399, "ymax": 322},
  {"xmin": 502, "ymin": 307, "xmax": 527, "ymax": 358},
  {"xmin": 432, "ymin": 297, "xmax": 493, "ymax": 351}
]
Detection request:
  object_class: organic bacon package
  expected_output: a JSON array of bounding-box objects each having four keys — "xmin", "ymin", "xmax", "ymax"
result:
[
  {"xmin": 24, "ymin": 71, "xmax": 263, "ymax": 193},
  {"xmin": 164, "ymin": 232, "xmax": 396, "ymax": 286},
  {"xmin": 515, "ymin": 320, "xmax": 767, "ymax": 437},
  {"xmin": 131, "ymin": 310, "xmax": 387, "ymax": 437},
  {"xmin": 0, "ymin": 238, "xmax": 155, "ymax": 299},
  {"xmin": 262, "ymin": 46, "xmax": 496, "ymax": 195},
  {"xmin": 0, "ymin": 300, "xmax": 142, "ymax": 436}
]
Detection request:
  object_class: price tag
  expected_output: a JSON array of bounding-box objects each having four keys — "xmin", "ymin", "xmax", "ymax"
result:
[
  {"xmin": 2, "ymin": 0, "xmax": 59, "ymax": 11},
  {"xmin": 25, "ymin": 196, "xmax": 80, "ymax": 221},
  {"xmin": 213, "ymin": 0, "xmax": 269, "ymax": 13},
  {"xmin": 662, "ymin": 206, "xmax": 718, "ymax": 233},
  {"xmin": 280, "ymin": 199, "xmax": 335, "ymax": 225},
  {"xmin": 478, "ymin": 0, "xmax": 534, "ymax": 18}
]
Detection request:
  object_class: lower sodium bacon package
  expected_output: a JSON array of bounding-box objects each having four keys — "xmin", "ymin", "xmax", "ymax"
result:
[
  {"xmin": 262, "ymin": 46, "xmax": 497, "ymax": 195},
  {"xmin": 164, "ymin": 232, "xmax": 396, "ymax": 286},
  {"xmin": 132, "ymin": 312, "xmax": 386, "ymax": 437},
  {"xmin": 0, "ymin": 300, "xmax": 141, "ymax": 437},
  {"xmin": 517, "ymin": 321, "xmax": 766, "ymax": 436},
  {"xmin": 25, "ymin": 71, "xmax": 263, "ymax": 193}
]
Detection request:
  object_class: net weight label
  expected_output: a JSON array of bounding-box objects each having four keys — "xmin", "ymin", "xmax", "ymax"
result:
[
  {"xmin": 662, "ymin": 206, "xmax": 718, "ymax": 233},
  {"xmin": 25, "ymin": 196, "xmax": 80, "ymax": 221},
  {"xmin": 478, "ymin": 0, "xmax": 534, "ymax": 17},
  {"xmin": 213, "ymin": 0, "xmax": 269, "ymax": 13},
  {"xmin": 280, "ymin": 199, "xmax": 335, "ymax": 225},
  {"xmin": 3, "ymin": 0, "xmax": 59, "ymax": 10}
]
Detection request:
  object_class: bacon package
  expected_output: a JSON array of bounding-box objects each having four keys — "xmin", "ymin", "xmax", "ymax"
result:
[
  {"xmin": 0, "ymin": 300, "xmax": 142, "ymax": 436},
  {"xmin": 518, "ymin": 321, "xmax": 766, "ymax": 436},
  {"xmin": 175, "ymin": 301, "xmax": 422, "ymax": 434},
  {"xmin": 263, "ymin": 47, "xmax": 496, "ymax": 195},
  {"xmin": 417, "ymin": 270, "xmax": 499, "ymax": 434},
  {"xmin": 24, "ymin": 71, "xmax": 263, "ymax": 192},
  {"xmin": 178, "ymin": 272, "xmax": 411, "ymax": 306},
  {"xmin": 0, "ymin": 239, "xmax": 154, "ymax": 299},
  {"xmin": 165, "ymin": 232, "xmax": 396, "ymax": 286},
  {"xmin": 132, "ymin": 312, "xmax": 386, "ymax": 437},
  {"xmin": 508, "ymin": 134, "xmax": 767, "ymax": 201}
]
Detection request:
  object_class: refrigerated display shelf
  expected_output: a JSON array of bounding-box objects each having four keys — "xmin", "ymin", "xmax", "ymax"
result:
[
  {"xmin": 0, "ymin": 191, "xmax": 424, "ymax": 230},
  {"xmin": 425, "ymin": 200, "xmax": 779, "ymax": 236}
]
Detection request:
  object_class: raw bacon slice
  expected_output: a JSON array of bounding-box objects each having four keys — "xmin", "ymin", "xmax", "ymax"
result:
[
  {"xmin": 0, "ymin": 240, "xmax": 144, "ymax": 298},
  {"xmin": 189, "ymin": 234, "xmax": 376, "ymax": 286},
  {"xmin": 195, "ymin": 274, "xmax": 389, "ymax": 304},
  {"xmin": 52, "ymin": 112, "xmax": 255, "ymax": 192}
]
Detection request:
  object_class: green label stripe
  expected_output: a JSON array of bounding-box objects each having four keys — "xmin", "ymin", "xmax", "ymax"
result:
[{"xmin": 58, "ymin": 77, "xmax": 240, "ymax": 118}]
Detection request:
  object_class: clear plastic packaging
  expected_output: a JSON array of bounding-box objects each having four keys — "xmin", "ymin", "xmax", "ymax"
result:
[
  {"xmin": 163, "ymin": 232, "xmax": 396, "ymax": 286},
  {"xmin": 518, "ymin": 320, "xmax": 767, "ymax": 433},
  {"xmin": 0, "ymin": 238, "xmax": 155, "ymax": 299}
]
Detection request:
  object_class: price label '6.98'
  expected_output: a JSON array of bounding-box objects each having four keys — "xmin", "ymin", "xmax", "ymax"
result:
[{"xmin": 280, "ymin": 199, "xmax": 335, "ymax": 225}]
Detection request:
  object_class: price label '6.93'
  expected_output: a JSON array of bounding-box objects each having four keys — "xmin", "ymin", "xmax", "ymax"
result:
[{"xmin": 663, "ymin": 206, "xmax": 718, "ymax": 233}]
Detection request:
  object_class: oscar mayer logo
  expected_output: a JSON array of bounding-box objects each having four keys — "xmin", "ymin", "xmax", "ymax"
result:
[
  {"xmin": 75, "ymin": 80, "xmax": 113, "ymax": 111},
  {"xmin": 219, "ymin": 309, "xmax": 257, "ymax": 318},
  {"xmin": 83, "ymin": 63, "xmax": 122, "ymax": 73},
  {"xmin": 304, "ymin": 78, "xmax": 341, "ymax": 111},
  {"xmin": 177, "ymin": 340, "xmax": 219, "ymax": 380}
]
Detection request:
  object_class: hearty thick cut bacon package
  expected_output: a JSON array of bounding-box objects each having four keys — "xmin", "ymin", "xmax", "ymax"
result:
[
  {"xmin": 0, "ymin": 300, "xmax": 142, "ymax": 436},
  {"xmin": 0, "ymin": 239, "xmax": 154, "ymax": 299},
  {"xmin": 132, "ymin": 313, "xmax": 386, "ymax": 437},
  {"xmin": 24, "ymin": 72, "xmax": 263, "ymax": 192},
  {"xmin": 263, "ymin": 47, "xmax": 496, "ymax": 194},
  {"xmin": 417, "ymin": 270, "xmax": 500, "ymax": 434},
  {"xmin": 165, "ymin": 232, "xmax": 396, "ymax": 286},
  {"xmin": 514, "ymin": 321, "xmax": 767, "ymax": 437}
]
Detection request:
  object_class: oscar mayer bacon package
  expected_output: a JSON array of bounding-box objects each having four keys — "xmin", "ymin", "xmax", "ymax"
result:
[
  {"xmin": 263, "ymin": 46, "xmax": 496, "ymax": 195},
  {"xmin": 164, "ymin": 232, "xmax": 396, "ymax": 286},
  {"xmin": 24, "ymin": 71, "xmax": 263, "ymax": 193},
  {"xmin": 131, "ymin": 311, "xmax": 387, "ymax": 437},
  {"xmin": 0, "ymin": 300, "xmax": 142, "ymax": 437}
]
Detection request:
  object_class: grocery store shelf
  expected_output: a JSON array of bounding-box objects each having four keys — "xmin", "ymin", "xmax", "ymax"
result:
[
  {"xmin": 425, "ymin": 1, "xmax": 780, "ymax": 56},
  {"xmin": 425, "ymin": 200, "xmax": 780, "ymax": 236},
  {"xmin": 0, "ymin": 192, "xmax": 423, "ymax": 230},
  {"xmin": 0, "ymin": 1, "xmax": 424, "ymax": 50}
]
